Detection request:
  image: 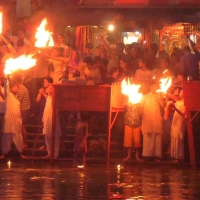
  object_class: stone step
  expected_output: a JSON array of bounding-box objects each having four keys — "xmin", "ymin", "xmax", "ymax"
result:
[
  {"xmin": 26, "ymin": 139, "xmax": 75, "ymax": 149},
  {"xmin": 23, "ymin": 146, "xmax": 122, "ymax": 158},
  {"xmin": 27, "ymin": 133, "xmax": 44, "ymax": 140},
  {"xmin": 23, "ymin": 124, "xmax": 123, "ymax": 159},
  {"xmin": 25, "ymin": 124, "xmax": 42, "ymax": 133},
  {"xmin": 23, "ymin": 148, "xmax": 75, "ymax": 157},
  {"xmin": 26, "ymin": 133, "xmax": 112, "ymax": 141}
]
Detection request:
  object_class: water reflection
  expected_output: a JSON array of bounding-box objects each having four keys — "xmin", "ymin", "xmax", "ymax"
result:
[{"xmin": 0, "ymin": 163, "xmax": 199, "ymax": 199}]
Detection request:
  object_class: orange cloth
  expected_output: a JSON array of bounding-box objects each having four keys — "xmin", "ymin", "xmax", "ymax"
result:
[{"xmin": 124, "ymin": 125, "xmax": 141, "ymax": 148}]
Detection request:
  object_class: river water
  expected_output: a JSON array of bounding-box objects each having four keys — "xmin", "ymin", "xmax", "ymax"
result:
[{"xmin": 0, "ymin": 162, "xmax": 199, "ymax": 199}]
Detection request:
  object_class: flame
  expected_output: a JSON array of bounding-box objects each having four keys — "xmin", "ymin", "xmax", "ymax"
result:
[
  {"xmin": 163, "ymin": 69, "xmax": 168, "ymax": 74},
  {"xmin": 4, "ymin": 54, "xmax": 36, "ymax": 75},
  {"xmin": 121, "ymin": 78, "xmax": 142, "ymax": 104},
  {"xmin": 0, "ymin": 12, "xmax": 2, "ymax": 34},
  {"xmin": 35, "ymin": 19, "xmax": 54, "ymax": 48},
  {"xmin": 156, "ymin": 76, "xmax": 172, "ymax": 93},
  {"xmin": 77, "ymin": 165, "xmax": 84, "ymax": 169}
]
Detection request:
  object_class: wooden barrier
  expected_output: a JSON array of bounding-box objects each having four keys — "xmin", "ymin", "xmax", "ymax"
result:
[
  {"xmin": 50, "ymin": 84, "xmax": 114, "ymax": 165},
  {"xmin": 183, "ymin": 81, "xmax": 200, "ymax": 168}
]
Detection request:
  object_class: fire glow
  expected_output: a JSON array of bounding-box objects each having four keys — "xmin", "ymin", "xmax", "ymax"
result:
[
  {"xmin": 156, "ymin": 72, "xmax": 172, "ymax": 93},
  {"xmin": 156, "ymin": 77, "xmax": 172, "ymax": 93},
  {"xmin": 35, "ymin": 19, "xmax": 54, "ymax": 48},
  {"xmin": 4, "ymin": 54, "xmax": 36, "ymax": 75},
  {"xmin": 0, "ymin": 12, "xmax": 2, "ymax": 34},
  {"xmin": 121, "ymin": 78, "xmax": 142, "ymax": 104}
]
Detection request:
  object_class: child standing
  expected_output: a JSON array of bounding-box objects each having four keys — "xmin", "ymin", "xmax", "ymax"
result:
[
  {"xmin": 42, "ymin": 85, "xmax": 61, "ymax": 159},
  {"xmin": 135, "ymin": 57, "xmax": 152, "ymax": 94},
  {"xmin": 123, "ymin": 102, "xmax": 143, "ymax": 162},
  {"xmin": 74, "ymin": 111, "xmax": 89, "ymax": 167},
  {"xmin": 141, "ymin": 81, "xmax": 165, "ymax": 161},
  {"xmin": 170, "ymin": 90, "xmax": 186, "ymax": 162}
]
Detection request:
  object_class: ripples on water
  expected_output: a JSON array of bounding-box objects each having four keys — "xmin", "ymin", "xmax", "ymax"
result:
[{"xmin": 0, "ymin": 162, "xmax": 199, "ymax": 199}]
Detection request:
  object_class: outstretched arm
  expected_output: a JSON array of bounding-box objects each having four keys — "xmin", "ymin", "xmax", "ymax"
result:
[
  {"xmin": 0, "ymin": 35, "xmax": 17, "ymax": 56},
  {"xmin": 98, "ymin": 36, "xmax": 116, "ymax": 60},
  {"xmin": 186, "ymin": 34, "xmax": 200, "ymax": 60},
  {"xmin": 44, "ymin": 53, "xmax": 69, "ymax": 64}
]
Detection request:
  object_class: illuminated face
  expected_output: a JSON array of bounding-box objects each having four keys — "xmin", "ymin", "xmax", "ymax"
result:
[
  {"xmin": 11, "ymin": 85, "xmax": 19, "ymax": 94},
  {"xmin": 57, "ymin": 35, "xmax": 63, "ymax": 44},
  {"xmin": 139, "ymin": 59, "xmax": 145, "ymax": 68},
  {"xmin": 179, "ymin": 90, "xmax": 183, "ymax": 99},
  {"xmin": 120, "ymin": 60, "xmax": 127, "ymax": 69},
  {"xmin": 95, "ymin": 61, "xmax": 103, "ymax": 69},
  {"xmin": 64, "ymin": 48, "xmax": 69, "ymax": 57},
  {"xmin": 177, "ymin": 75, "xmax": 184, "ymax": 85},
  {"xmin": 52, "ymin": 49, "xmax": 59, "ymax": 57},
  {"xmin": 46, "ymin": 85, "xmax": 53, "ymax": 95},
  {"xmin": 44, "ymin": 79, "xmax": 51, "ymax": 88},
  {"xmin": 131, "ymin": 47, "xmax": 139, "ymax": 58},
  {"xmin": 71, "ymin": 51, "xmax": 78, "ymax": 60},
  {"xmin": 85, "ymin": 48, "xmax": 92, "ymax": 55}
]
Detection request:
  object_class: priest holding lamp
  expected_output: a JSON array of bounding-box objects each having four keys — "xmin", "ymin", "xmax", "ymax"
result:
[{"xmin": 0, "ymin": 76, "xmax": 26, "ymax": 159}]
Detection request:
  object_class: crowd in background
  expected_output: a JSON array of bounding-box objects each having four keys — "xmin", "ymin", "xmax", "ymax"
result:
[{"xmin": 0, "ymin": 17, "xmax": 200, "ymax": 163}]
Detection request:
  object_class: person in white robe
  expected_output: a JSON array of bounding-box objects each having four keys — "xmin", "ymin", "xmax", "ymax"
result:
[
  {"xmin": 42, "ymin": 85, "xmax": 61, "ymax": 159},
  {"xmin": 0, "ymin": 81, "xmax": 24, "ymax": 159},
  {"xmin": 141, "ymin": 81, "xmax": 165, "ymax": 160},
  {"xmin": 170, "ymin": 90, "xmax": 186, "ymax": 162},
  {"xmin": 48, "ymin": 48, "xmax": 66, "ymax": 83}
]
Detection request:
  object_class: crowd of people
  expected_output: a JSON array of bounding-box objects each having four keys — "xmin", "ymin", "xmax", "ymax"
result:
[{"xmin": 0, "ymin": 24, "xmax": 200, "ymax": 164}]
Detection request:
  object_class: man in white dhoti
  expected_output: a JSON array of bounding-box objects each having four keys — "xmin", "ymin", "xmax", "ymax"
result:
[
  {"xmin": 0, "ymin": 81, "xmax": 25, "ymax": 159},
  {"xmin": 42, "ymin": 85, "xmax": 61, "ymax": 159},
  {"xmin": 141, "ymin": 81, "xmax": 165, "ymax": 161},
  {"xmin": 170, "ymin": 90, "xmax": 186, "ymax": 162}
]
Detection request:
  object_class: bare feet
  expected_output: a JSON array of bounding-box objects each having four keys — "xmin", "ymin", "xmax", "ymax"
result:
[
  {"xmin": 123, "ymin": 157, "xmax": 131, "ymax": 162},
  {"xmin": 21, "ymin": 154, "xmax": 27, "ymax": 159},
  {"xmin": 136, "ymin": 157, "xmax": 144, "ymax": 162},
  {"xmin": 43, "ymin": 155, "xmax": 50, "ymax": 159},
  {"xmin": 0, "ymin": 155, "xmax": 5, "ymax": 159},
  {"xmin": 39, "ymin": 145, "xmax": 46, "ymax": 150}
]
